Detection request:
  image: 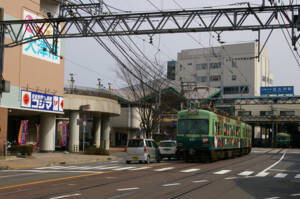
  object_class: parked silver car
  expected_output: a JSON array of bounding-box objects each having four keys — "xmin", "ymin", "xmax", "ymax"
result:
[{"xmin": 125, "ymin": 139, "xmax": 161, "ymax": 164}]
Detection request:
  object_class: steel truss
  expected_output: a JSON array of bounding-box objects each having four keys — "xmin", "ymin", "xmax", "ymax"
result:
[{"xmin": 1, "ymin": 4, "xmax": 300, "ymax": 50}]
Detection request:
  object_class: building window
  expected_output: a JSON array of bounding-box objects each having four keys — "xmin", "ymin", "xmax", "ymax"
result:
[
  {"xmin": 209, "ymin": 62, "xmax": 221, "ymax": 69},
  {"xmin": 232, "ymin": 75, "xmax": 237, "ymax": 81},
  {"xmin": 223, "ymin": 86, "xmax": 249, "ymax": 95},
  {"xmin": 196, "ymin": 63, "xmax": 207, "ymax": 70},
  {"xmin": 187, "ymin": 63, "xmax": 192, "ymax": 66},
  {"xmin": 232, "ymin": 60, "xmax": 237, "ymax": 68},
  {"xmin": 262, "ymin": 76, "xmax": 266, "ymax": 82},
  {"xmin": 238, "ymin": 111, "xmax": 252, "ymax": 116},
  {"xmin": 260, "ymin": 111, "xmax": 273, "ymax": 116},
  {"xmin": 210, "ymin": 75, "xmax": 221, "ymax": 81},
  {"xmin": 280, "ymin": 111, "xmax": 295, "ymax": 116},
  {"xmin": 180, "ymin": 65, "xmax": 183, "ymax": 71},
  {"xmin": 196, "ymin": 76, "xmax": 207, "ymax": 83}
]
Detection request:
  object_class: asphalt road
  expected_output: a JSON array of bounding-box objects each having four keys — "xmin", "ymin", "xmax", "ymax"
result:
[{"xmin": 0, "ymin": 148, "xmax": 299, "ymax": 199}]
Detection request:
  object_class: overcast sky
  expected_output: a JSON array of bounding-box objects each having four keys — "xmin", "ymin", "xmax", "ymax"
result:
[{"xmin": 65, "ymin": 0, "xmax": 300, "ymax": 94}]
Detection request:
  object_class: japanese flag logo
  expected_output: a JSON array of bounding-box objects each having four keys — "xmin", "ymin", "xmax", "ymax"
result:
[
  {"xmin": 53, "ymin": 96, "xmax": 59, "ymax": 111},
  {"xmin": 59, "ymin": 97, "xmax": 64, "ymax": 112},
  {"xmin": 21, "ymin": 91, "xmax": 31, "ymax": 108}
]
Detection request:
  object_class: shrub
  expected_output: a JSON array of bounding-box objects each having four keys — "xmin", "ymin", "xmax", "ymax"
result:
[
  {"xmin": 10, "ymin": 145, "xmax": 34, "ymax": 156},
  {"xmin": 84, "ymin": 146, "xmax": 110, "ymax": 155}
]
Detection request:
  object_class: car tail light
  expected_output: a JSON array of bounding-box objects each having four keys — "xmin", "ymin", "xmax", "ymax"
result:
[
  {"xmin": 124, "ymin": 147, "xmax": 127, "ymax": 152},
  {"xmin": 144, "ymin": 146, "xmax": 147, "ymax": 152}
]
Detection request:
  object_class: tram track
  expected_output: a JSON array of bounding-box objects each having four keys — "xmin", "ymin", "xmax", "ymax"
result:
[{"xmin": 0, "ymin": 149, "xmax": 284, "ymax": 199}]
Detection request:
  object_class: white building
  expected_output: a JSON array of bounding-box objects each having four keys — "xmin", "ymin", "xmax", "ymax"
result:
[{"xmin": 175, "ymin": 42, "xmax": 273, "ymax": 97}]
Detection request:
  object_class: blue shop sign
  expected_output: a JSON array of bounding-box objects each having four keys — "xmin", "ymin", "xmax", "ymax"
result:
[
  {"xmin": 21, "ymin": 90, "xmax": 64, "ymax": 112},
  {"xmin": 260, "ymin": 86, "xmax": 294, "ymax": 96}
]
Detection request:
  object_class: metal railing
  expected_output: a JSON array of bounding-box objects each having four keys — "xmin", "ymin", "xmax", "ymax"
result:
[{"xmin": 64, "ymin": 85, "xmax": 118, "ymax": 100}]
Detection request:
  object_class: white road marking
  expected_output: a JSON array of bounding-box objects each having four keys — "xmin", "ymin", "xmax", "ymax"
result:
[
  {"xmin": 163, "ymin": 183, "xmax": 180, "ymax": 187},
  {"xmin": 274, "ymin": 173, "xmax": 288, "ymax": 178},
  {"xmin": 192, "ymin": 180, "xmax": 208, "ymax": 183},
  {"xmin": 0, "ymin": 173, "xmax": 37, "ymax": 179},
  {"xmin": 130, "ymin": 167, "xmax": 151, "ymax": 171},
  {"xmin": 238, "ymin": 171, "xmax": 254, "ymax": 176},
  {"xmin": 264, "ymin": 197, "xmax": 280, "ymax": 199},
  {"xmin": 291, "ymin": 193, "xmax": 300, "ymax": 196},
  {"xmin": 4, "ymin": 170, "xmax": 99, "ymax": 173},
  {"xmin": 117, "ymin": 187, "xmax": 140, "ymax": 191},
  {"xmin": 154, "ymin": 167, "xmax": 174, "ymax": 172},
  {"xmin": 295, "ymin": 174, "xmax": 300, "ymax": 178},
  {"xmin": 110, "ymin": 161, "xmax": 119, "ymax": 163},
  {"xmin": 49, "ymin": 193, "xmax": 81, "ymax": 199},
  {"xmin": 93, "ymin": 166, "xmax": 121, "ymax": 170},
  {"xmin": 180, "ymin": 168, "xmax": 200, "ymax": 173},
  {"xmin": 256, "ymin": 172, "xmax": 269, "ymax": 177},
  {"xmin": 114, "ymin": 167, "xmax": 136, "ymax": 171},
  {"xmin": 214, "ymin": 170, "xmax": 231, "ymax": 175},
  {"xmin": 256, "ymin": 152, "xmax": 286, "ymax": 177},
  {"xmin": 225, "ymin": 177, "xmax": 238, "ymax": 180},
  {"xmin": 36, "ymin": 166, "xmax": 66, "ymax": 170}
]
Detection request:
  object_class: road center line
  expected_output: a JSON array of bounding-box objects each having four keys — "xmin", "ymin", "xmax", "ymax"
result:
[
  {"xmin": 214, "ymin": 170, "xmax": 231, "ymax": 174},
  {"xmin": 49, "ymin": 193, "xmax": 81, "ymax": 199},
  {"xmin": 257, "ymin": 152, "xmax": 286, "ymax": 176},
  {"xmin": 291, "ymin": 193, "xmax": 300, "ymax": 196},
  {"xmin": 154, "ymin": 167, "xmax": 174, "ymax": 172},
  {"xmin": 163, "ymin": 183, "xmax": 180, "ymax": 187},
  {"xmin": 192, "ymin": 180, "xmax": 208, "ymax": 183},
  {"xmin": 117, "ymin": 187, "xmax": 140, "ymax": 191}
]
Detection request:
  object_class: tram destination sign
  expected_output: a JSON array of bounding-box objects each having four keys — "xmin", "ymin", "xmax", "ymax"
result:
[
  {"xmin": 260, "ymin": 86, "xmax": 294, "ymax": 96},
  {"xmin": 21, "ymin": 90, "xmax": 63, "ymax": 113}
]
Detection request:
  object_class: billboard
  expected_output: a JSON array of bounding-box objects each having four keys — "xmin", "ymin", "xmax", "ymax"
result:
[
  {"xmin": 260, "ymin": 86, "xmax": 294, "ymax": 96},
  {"xmin": 21, "ymin": 90, "xmax": 63, "ymax": 113},
  {"xmin": 22, "ymin": 10, "xmax": 61, "ymax": 64}
]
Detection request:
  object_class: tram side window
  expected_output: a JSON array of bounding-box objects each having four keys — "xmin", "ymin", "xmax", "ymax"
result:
[
  {"xmin": 236, "ymin": 127, "xmax": 240, "ymax": 137},
  {"xmin": 219, "ymin": 122, "xmax": 223, "ymax": 135}
]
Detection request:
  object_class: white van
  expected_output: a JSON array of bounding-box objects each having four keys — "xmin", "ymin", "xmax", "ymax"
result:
[
  {"xmin": 125, "ymin": 139, "xmax": 160, "ymax": 164},
  {"xmin": 159, "ymin": 140, "xmax": 177, "ymax": 160}
]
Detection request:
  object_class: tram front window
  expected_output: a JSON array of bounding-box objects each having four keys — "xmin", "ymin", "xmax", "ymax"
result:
[{"xmin": 178, "ymin": 119, "xmax": 209, "ymax": 135}]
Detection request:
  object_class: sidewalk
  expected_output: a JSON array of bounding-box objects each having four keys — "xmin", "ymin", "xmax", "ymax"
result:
[{"xmin": 0, "ymin": 147, "xmax": 126, "ymax": 170}]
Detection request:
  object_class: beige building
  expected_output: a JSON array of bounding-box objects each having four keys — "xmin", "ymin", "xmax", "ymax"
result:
[
  {"xmin": 0, "ymin": 0, "xmax": 64, "ymax": 154},
  {"xmin": 175, "ymin": 42, "xmax": 274, "ymax": 97}
]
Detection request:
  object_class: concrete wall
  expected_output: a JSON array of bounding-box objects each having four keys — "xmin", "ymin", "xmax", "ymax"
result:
[
  {"xmin": 64, "ymin": 94, "xmax": 121, "ymax": 116},
  {"xmin": 110, "ymin": 107, "xmax": 141, "ymax": 129},
  {"xmin": 0, "ymin": 108, "xmax": 8, "ymax": 155}
]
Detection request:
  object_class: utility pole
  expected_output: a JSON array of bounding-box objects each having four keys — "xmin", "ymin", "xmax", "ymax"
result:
[
  {"xmin": 0, "ymin": 7, "xmax": 4, "ymax": 99},
  {"xmin": 108, "ymin": 82, "xmax": 112, "ymax": 90},
  {"xmin": 69, "ymin": 73, "xmax": 75, "ymax": 93},
  {"xmin": 97, "ymin": 78, "xmax": 101, "ymax": 89}
]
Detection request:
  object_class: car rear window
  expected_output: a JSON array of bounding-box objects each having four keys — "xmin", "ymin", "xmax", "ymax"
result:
[
  {"xmin": 128, "ymin": 139, "xmax": 144, "ymax": 147},
  {"xmin": 160, "ymin": 142, "xmax": 176, "ymax": 147}
]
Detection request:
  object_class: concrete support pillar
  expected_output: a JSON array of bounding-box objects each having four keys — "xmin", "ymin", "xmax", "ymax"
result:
[
  {"xmin": 40, "ymin": 114, "xmax": 56, "ymax": 152},
  {"xmin": 94, "ymin": 115, "xmax": 101, "ymax": 148},
  {"xmin": 102, "ymin": 116, "xmax": 110, "ymax": 150},
  {"xmin": 69, "ymin": 111, "xmax": 80, "ymax": 152}
]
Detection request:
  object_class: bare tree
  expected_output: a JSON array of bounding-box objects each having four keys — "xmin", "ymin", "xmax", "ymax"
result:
[{"xmin": 116, "ymin": 60, "xmax": 170, "ymax": 139}]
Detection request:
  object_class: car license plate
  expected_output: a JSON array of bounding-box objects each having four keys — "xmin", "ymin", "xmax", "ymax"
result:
[{"xmin": 132, "ymin": 157, "xmax": 138, "ymax": 160}]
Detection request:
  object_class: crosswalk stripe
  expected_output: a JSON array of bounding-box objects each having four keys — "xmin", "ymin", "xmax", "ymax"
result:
[
  {"xmin": 163, "ymin": 183, "xmax": 180, "ymax": 187},
  {"xmin": 114, "ymin": 167, "xmax": 136, "ymax": 171},
  {"xmin": 130, "ymin": 167, "xmax": 151, "ymax": 171},
  {"xmin": 154, "ymin": 167, "xmax": 174, "ymax": 172},
  {"xmin": 295, "ymin": 174, "xmax": 300, "ymax": 178},
  {"xmin": 214, "ymin": 170, "xmax": 231, "ymax": 175},
  {"xmin": 256, "ymin": 172, "xmax": 269, "ymax": 177},
  {"xmin": 274, "ymin": 173, "xmax": 288, "ymax": 178},
  {"xmin": 93, "ymin": 166, "xmax": 121, "ymax": 170},
  {"xmin": 238, "ymin": 171, "xmax": 254, "ymax": 176},
  {"xmin": 180, "ymin": 168, "xmax": 200, "ymax": 173},
  {"xmin": 192, "ymin": 180, "xmax": 208, "ymax": 183}
]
